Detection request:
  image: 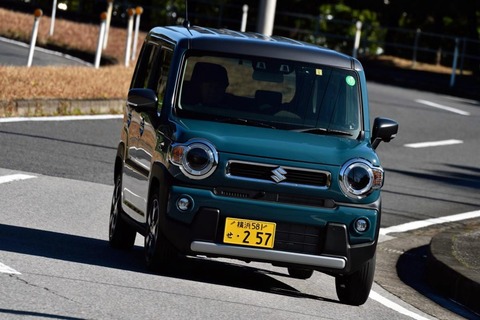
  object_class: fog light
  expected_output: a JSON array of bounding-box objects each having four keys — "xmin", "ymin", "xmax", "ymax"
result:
[
  {"xmin": 354, "ymin": 218, "xmax": 369, "ymax": 233},
  {"xmin": 177, "ymin": 196, "xmax": 193, "ymax": 211}
]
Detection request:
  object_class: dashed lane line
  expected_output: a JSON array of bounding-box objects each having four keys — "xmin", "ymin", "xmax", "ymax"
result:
[
  {"xmin": 415, "ymin": 99, "xmax": 470, "ymax": 116},
  {"xmin": 404, "ymin": 139, "xmax": 463, "ymax": 148}
]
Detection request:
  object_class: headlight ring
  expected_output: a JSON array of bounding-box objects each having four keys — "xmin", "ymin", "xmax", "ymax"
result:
[
  {"xmin": 170, "ymin": 139, "xmax": 218, "ymax": 180},
  {"xmin": 339, "ymin": 159, "xmax": 383, "ymax": 199}
]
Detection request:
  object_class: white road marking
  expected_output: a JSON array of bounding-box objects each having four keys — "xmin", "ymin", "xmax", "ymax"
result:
[
  {"xmin": 369, "ymin": 291, "xmax": 431, "ymax": 320},
  {"xmin": 415, "ymin": 99, "xmax": 470, "ymax": 116},
  {"xmin": 404, "ymin": 139, "xmax": 463, "ymax": 148},
  {"xmin": 0, "ymin": 174, "xmax": 36, "ymax": 184},
  {"xmin": 0, "ymin": 262, "xmax": 21, "ymax": 275},
  {"xmin": 0, "ymin": 114, "xmax": 123, "ymax": 123},
  {"xmin": 380, "ymin": 210, "xmax": 480, "ymax": 236}
]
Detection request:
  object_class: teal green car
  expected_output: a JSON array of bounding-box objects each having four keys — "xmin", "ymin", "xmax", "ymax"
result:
[{"xmin": 109, "ymin": 25, "xmax": 398, "ymax": 306}]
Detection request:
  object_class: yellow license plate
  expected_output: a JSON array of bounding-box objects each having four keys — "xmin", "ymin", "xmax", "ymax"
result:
[{"xmin": 224, "ymin": 217, "xmax": 276, "ymax": 248}]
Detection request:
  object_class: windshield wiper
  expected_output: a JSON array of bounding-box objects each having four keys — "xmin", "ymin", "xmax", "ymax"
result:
[
  {"xmin": 294, "ymin": 127, "xmax": 353, "ymax": 136},
  {"xmin": 216, "ymin": 117, "xmax": 276, "ymax": 129}
]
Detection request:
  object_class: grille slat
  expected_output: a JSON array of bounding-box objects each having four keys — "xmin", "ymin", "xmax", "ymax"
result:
[
  {"xmin": 227, "ymin": 161, "xmax": 330, "ymax": 188},
  {"xmin": 274, "ymin": 223, "xmax": 324, "ymax": 255}
]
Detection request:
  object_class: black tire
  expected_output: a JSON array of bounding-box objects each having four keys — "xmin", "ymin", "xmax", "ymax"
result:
[
  {"xmin": 144, "ymin": 185, "xmax": 178, "ymax": 273},
  {"xmin": 287, "ymin": 267, "xmax": 314, "ymax": 279},
  {"xmin": 109, "ymin": 174, "xmax": 136, "ymax": 249},
  {"xmin": 335, "ymin": 254, "xmax": 376, "ymax": 306}
]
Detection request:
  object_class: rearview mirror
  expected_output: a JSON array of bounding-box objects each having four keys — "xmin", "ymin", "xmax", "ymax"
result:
[
  {"xmin": 371, "ymin": 117, "xmax": 399, "ymax": 149},
  {"xmin": 127, "ymin": 88, "xmax": 158, "ymax": 112}
]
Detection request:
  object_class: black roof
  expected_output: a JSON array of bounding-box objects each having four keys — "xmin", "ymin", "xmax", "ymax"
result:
[{"xmin": 148, "ymin": 26, "xmax": 362, "ymax": 71}]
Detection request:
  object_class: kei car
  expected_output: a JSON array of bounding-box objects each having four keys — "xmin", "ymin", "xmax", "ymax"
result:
[{"xmin": 108, "ymin": 24, "xmax": 399, "ymax": 306}]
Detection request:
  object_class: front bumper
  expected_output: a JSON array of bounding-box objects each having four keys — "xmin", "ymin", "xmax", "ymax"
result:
[{"xmin": 161, "ymin": 185, "xmax": 380, "ymax": 274}]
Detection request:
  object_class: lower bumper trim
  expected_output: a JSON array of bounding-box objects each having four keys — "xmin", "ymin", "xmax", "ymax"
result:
[{"xmin": 191, "ymin": 241, "xmax": 346, "ymax": 269}]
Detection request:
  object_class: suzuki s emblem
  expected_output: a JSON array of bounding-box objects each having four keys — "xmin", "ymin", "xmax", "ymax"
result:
[{"xmin": 271, "ymin": 167, "xmax": 287, "ymax": 183}]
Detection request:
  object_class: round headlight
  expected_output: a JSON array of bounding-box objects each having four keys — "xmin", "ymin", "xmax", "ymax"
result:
[
  {"xmin": 171, "ymin": 140, "xmax": 218, "ymax": 179},
  {"xmin": 340, "ymin": 159, "xmax": 383, "ymax": 199}
]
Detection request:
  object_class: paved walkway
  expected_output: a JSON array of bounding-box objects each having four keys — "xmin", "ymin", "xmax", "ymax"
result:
[{"xmin": 0, "ymin": 36, "xmax": 91, "ymax": 67}]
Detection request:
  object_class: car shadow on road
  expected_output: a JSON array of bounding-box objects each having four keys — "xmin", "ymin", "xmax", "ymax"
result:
[{"xmin": 0, "ymin": 223, "xmax": 339, "ymax": 304}]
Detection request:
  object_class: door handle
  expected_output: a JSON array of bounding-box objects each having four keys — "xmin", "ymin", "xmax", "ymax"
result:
[{"xmin": 139, "ymin": 118, "xmax": 145, "ymax": 136}]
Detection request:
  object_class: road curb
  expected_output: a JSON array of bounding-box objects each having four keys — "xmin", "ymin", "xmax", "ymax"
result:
[
  {"xmin": 0, "ymin": 99, "xmax": 124, "ymax": 117},
  {"xmin": 426, "ymin": 219, "xmax": 480, "ymax": 314}
]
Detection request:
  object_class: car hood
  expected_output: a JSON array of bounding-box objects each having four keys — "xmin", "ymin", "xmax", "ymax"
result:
[{"xmin": 174, "ymin": 118, "xmax": 380, "ymax": 167}]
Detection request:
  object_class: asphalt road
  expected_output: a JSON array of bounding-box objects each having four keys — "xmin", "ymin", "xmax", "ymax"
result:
[
  {"xmin": 368, "ymin": 82, "xmax": 480, "ymax": 226},
  {"xmin": 0, "ymin": 37, "xmax": 91, "ymax": 66},
  {"xmin": 0, "ymin": 82, "xmax": 479, "ymax": 319}
]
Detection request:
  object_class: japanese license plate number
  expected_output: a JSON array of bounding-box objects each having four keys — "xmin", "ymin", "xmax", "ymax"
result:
[{"xmin": 224, "ymin": 217, "xmax": 276, "ymax": 248}]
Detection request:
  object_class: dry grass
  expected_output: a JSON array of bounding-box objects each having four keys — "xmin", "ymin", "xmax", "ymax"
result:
[
  {"xmin": 376, "ymin": 55, "xmax": 471, "ymax": 75},
  {"xmin": 0, "ymin": 8, "xmax": 146, "ymax": 103},
  {"xmin": 0, "ymin": 65, "xmax": 133, "ymax": 100}
]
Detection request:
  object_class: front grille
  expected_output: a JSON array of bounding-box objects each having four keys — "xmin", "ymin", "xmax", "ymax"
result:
[
  {"xmin": 227, "ymin": 161, "xmax": 331, "ymax": 188},
  {"xmin": 213, "ymin": 187, "xmax": 336, "ymax": 208},
  {"xmin": 274, "ymin": 222, "xmax": 324, "ymax": 255}
]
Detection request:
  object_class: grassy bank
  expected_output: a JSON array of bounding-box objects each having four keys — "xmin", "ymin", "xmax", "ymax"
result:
[{"xmin": 0, "ymin": 8, "xmax": 145, "ymax": 108}]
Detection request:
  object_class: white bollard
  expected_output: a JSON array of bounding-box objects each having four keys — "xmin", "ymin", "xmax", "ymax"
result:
[
  {"xmin": 103, "ymin": 0, "xmax": 113, "ymax": 49},
  {"xmin": 257, "ymin": 0, "xmax": 277, "ymax": 36},
  {"xmin": 94, "ymin": 12, "xmax": 107, "ymax": 69},
  {"xmin": 125, "ymin": 8, "xmax": 134, "ymax": 67},
  {"xmin": 27, "ymin": 9, "xmax": 42, "ymax": 68},
  {"xmin": 352, "ymin": 21, "xmax": 362, "ymax": 59},
  {"xmin": 49, "ymin": 0, "xmax": 57, "ymax": 36},
  {"xmin": 131, "ymin": 6, "xmax": 143, "ymax": 61},
  {"xmin": 240, "ymin": 4, "xmax": 248, "ymax": 32}
]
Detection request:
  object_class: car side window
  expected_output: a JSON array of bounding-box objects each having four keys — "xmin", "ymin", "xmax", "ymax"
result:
[
  {"xmin": 130, "ymin": 42, "xmax": 159, "ymax": 89},
  {"xmin": 155, "ymin": 46, "xmax": 173, "ymax": 111}
]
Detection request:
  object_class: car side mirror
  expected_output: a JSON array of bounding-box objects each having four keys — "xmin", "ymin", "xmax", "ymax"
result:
[
  {"xmin": 371, "ymin": 117, "xmax": 398, "ymax": 150},
  {"xmin": 127, "ymin": 88, "xmax": 158, "ymax": 113}
]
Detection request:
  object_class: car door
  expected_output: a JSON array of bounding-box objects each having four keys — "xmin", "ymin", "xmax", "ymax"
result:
[
  {"xmin": 135, "ymin": 44, "xmax": 174, "ymax": 216},
  {"xmin": 122, "ymin": 42, "xmax": 161, "ymax": 222}
]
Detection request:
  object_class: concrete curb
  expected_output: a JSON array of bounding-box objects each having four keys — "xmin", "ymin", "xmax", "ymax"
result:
[
  {"xmin": 0, "ymin": 99, "xmax": 124, "ymax": 117},
  {"xmin": 426, "ymin": 219, "xmax": 480, "ymax": 314}
]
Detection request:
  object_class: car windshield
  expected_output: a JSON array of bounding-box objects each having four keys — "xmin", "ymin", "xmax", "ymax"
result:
[{"xmin": 177, "ymin": 52, "xmax": 362, "ymax": 138}]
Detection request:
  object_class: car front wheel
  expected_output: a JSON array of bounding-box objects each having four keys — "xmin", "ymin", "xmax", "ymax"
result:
[
  {"xmin": 144, "ymin": 186, "xmax": 178, "ymax": 273},
  {"xmin": 335, "ymin": 254, "xmax": 376, "ymax": 306}
]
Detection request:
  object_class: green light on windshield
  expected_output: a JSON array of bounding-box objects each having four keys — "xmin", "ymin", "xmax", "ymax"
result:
[{"xmin": 346, "ymin": 75, "xmax": 356, "ymax": 86}]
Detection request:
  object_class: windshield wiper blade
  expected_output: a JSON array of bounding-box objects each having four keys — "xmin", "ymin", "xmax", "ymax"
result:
[
  {"xmin": 294, "ymin": 127, "xmax": 353, "ymax": 136},
  {"xmin": 216, "ymin": 117, "xmax": 276, "ymax": 129}
]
